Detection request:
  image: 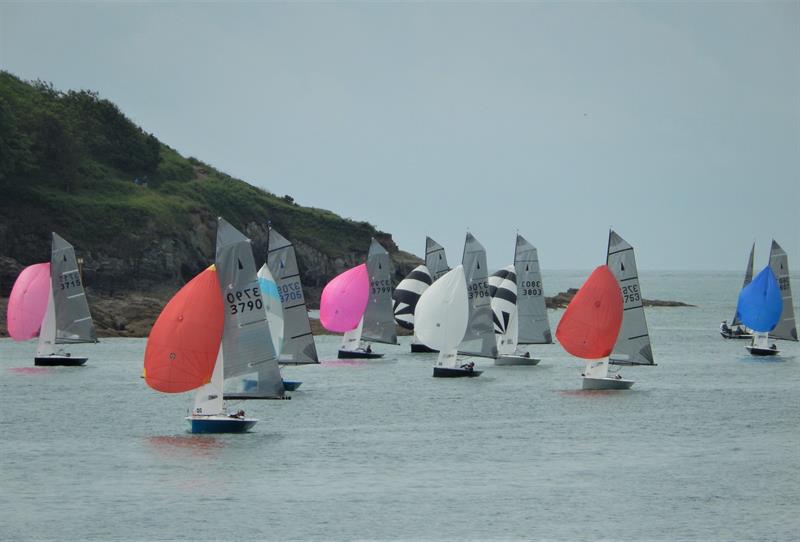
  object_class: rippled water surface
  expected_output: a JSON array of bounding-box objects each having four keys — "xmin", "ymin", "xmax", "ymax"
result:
[{"xmin": 1, "ymin": 271, "xmax": 798, "ymax": 541}]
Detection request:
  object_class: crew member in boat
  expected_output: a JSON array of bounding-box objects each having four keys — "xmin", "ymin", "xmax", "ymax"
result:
[
  {"xmin": 720, "ymin": 320, "xmax": 730, "ymax": 335},
  {"xmin": 460, "ymin": 361, "xmax": 475, "ymax": 371}
]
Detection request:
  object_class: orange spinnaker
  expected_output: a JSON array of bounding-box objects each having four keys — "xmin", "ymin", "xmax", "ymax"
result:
[
  {"xmin": 143, "ymin": 267, "xmax": 224, "ymax": 393},
  {"xmin": 556, "ymin": 265, "xmax": 623, "ymax": 359}
]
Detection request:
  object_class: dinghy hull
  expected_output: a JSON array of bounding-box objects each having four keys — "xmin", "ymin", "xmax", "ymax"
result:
[
  {"xmin": 411, "ymin": 343, "xmax": 438, "ymax": 353},
  {"xmin": 745, "ymin": 345, "xmax": 779, "ymax": 357},
  {"xmin": 495, "ymin": 355, "xmax": 540, "ymax": 366},
  {"xmin": 433, "ymin": 367, "xmax": 482, "ymax": 378},
  {"xmin": 720, "ymin": 330, "xmax": 753, "ymax": 340},
  {"xmin": 34, "ymin": 356, "xmax": 87, "ymax": 366},
  {"xmin": 581, "ymin": 377, "xmax": 634, "ymax": 390},
  {"xmin": 281, "ymin": 380, "xmax": 303, "ymax": 391},
  {"xmin": 186, "ymin": 415, "xmax": 258, "ymax": 434},
  {"xmin": 337, "ymin": 349, "xmax": 384, "ymax": 359}
]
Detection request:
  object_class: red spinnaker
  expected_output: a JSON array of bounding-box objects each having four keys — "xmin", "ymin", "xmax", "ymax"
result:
[
  {"xmin": 556, "ymin": 265, "xmax": 623, "ymax": 359},
  {"xmin": 143, "ymin": 267, "xmax": 224, "ymax": 393}
]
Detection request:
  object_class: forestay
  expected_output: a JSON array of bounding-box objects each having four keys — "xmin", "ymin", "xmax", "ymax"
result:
[
  {"xmin": 768, "ymin": 240, "xmax": 798, "ymax": 341},
  {"xmin": 514, "ymin": 234, "xmax": 552, "ymax": 344},
  {"xmin": 266, "ymin": 228, "xmax": 319, "ymax": 364},
  {"xmin": 731, "ymin": 243, "xmax": 755, "ymax": 326},
  {"xmin": 606, "ymin": 230, "xmax": 654, "ymax": 365},
  {"xmin": 362, "ymin": 239, "xmax": 397, "ymax": 345},
  {"xmin": 215, "ymin": 218, "xmax": 284, "ymax": 398},
  {"xmin": 392, "ymin": 265, "xmax": 432, "ymax": 330},
  {"xmin": 51, "ymin": 233, "xmax": 96, "ymax": 343},
  {"xmin": 425, "ymin": 236, "xmax": 450, "ymax": 281},
  {"xmin": 489, "ymin": 265, "xmax": 518, "ymax": 356},
  {"xmin": 459, "ymin": 233, "xmax": 498, "ymax": 358}
]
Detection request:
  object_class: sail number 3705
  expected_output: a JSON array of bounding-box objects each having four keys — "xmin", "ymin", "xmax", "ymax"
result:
[{"xmin": 227, "ymin": 287, "xmax": 263, "ymax": 315}]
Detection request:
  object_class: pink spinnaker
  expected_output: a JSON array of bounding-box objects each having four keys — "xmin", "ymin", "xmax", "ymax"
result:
[
  {"xmin": 7, "ymin": 263, "xmax": 51, "ymax": 341},
  {"xmin": 320, "ymin": 264, "xmax": 369, "ymax": 333}
]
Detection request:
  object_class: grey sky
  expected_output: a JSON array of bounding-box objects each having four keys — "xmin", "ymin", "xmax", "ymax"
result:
[{"xmin": 2, "ymin": 1, "xmax": 798, "ymax": 270}]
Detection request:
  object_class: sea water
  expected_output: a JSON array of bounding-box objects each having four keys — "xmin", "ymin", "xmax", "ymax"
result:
[{"xmin": 0, "ymin": 271, "xmax": 798, "ymax": 541}]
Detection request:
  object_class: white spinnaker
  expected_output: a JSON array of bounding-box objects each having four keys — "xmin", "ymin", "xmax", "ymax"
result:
[
  {"xmin": 606, "ymin": 230, "xmax": 654, "ymax": 365},
  {"xmin": 258, "ymin": 263, "xmax": 284, "ymax": 357},
  {"xmin": 415, "ymin": 265, "xmax": 468, "ymax": 367},
  {"xmin": 489, "ymin": 265, "xmax": 518, "ymax": 356},
  {"xmin": 769, "ymin": 240, "xmax": 798, "ymax": 341}
]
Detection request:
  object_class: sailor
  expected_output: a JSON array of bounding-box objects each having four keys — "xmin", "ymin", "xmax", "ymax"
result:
[
  {"xmin": 366, "ymin": 344, "xmax": 372, "ymax": 353},
  {"xmin": 720, "ymin": 321, "xmax": 730, "ymax": 334}
]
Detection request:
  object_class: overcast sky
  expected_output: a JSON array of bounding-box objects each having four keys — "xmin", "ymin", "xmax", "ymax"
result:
[{"xmin": 2, "ymin": 1, "xmax": 798, "ymax": 270}]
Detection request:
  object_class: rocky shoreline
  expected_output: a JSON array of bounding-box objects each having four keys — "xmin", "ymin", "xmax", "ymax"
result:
[{"xmin": 0, "ymin": 287, "xmax": 692, "ymax": 339}]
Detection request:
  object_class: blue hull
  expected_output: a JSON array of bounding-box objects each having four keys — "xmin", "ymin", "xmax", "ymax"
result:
[
  {"xmin": 188, "ymin": 418, "xmax": 257, "ymax": 434},
  {"xmin": 282, "ymin": 380, "xmax": 302, "ymax": 391}
]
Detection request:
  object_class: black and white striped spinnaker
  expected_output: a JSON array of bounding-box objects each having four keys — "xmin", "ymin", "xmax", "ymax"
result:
[
  {"xmin": 392, "ymin": 265, "xmax": 433, "ymax": 330},
  {"xmin": 489, "ymin": 265, "xmax": 519, "ymax": 356}
]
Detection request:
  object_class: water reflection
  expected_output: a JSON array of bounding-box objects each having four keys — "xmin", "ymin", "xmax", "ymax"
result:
[
  {"xmin": 146, "ymin": 435, "xmax": 223, "ymax": 459},
  {"xmin": 6, "ymin": 366, "xmax": 51, "ymax": 375},
  {"xmin": 321, "ymin": 359, "xmax": 370, "ymax": 367}
]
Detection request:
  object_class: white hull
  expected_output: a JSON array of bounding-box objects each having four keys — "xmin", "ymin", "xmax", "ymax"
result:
[
  {"xmin": 582, "ymin": 376, "xmax": 634, "ymax": 390},
  {"xmin": 494, "ymin": 355, "xmax": 540, "ymax": 366}
]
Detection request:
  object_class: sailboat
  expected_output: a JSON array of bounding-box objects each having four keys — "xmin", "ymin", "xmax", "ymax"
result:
[
  {"xmin": 392, "ymin": 264, "xmax": 433, "ymax": 350},
  {"xmin": 415, "ymin": 265, "xmax": 481, "ymax": 378},
  {"xmin": 721, "ymin": 243, "xmax": 755, "ymax": 339},
  {"xmin": 215, "ymin": 218, "xmax": 285, "ymax": 401},
  {"xmin": 405, "ymin": 236, "xmax": 451, "ymax": 353},
  {"xmin": 556, "ymin": 265, "xmax": 632, "ymax": 390},
  {"xmin": 7, "ymin": 232, "xmax": 96, "ymax": 366},
  {"xmin": 514, "ymin": 234, "xmax": 553, "ymax": 344},
  {"xmin": 322, "ymin": 239, "xmax": 395, "ymax": 359},
  {"xmin": 458, "ymin": 233, "xmax": 498, "ymax": 360},
  {"xmin": 607, "ymin": 230, "xmax": 656, "ymax": 371},
  {"xmin": 143, "ymin": 265, "xmax": 257, "ymax": 433},
  {"xmin": 266, "ymin": 227, "xmax": 320, "ymax": 364},
  {"xmin": 768, "ymin": 240, "xmax": 798, "ymax": 342},
  {"xmin": 489, "ymin": 266, "xmax": 540, "ymax": 366},
  {"xmin": 736, "ymin": 265, "xmax": 783, "ymax": 356}
]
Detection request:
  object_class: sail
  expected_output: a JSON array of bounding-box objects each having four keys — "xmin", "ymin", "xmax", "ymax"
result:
[
  {"xmin": 606, "ymin": 230, "xmax": 654, "ymax": 365},
  {"xmin": 415, "ymin": 265, "xmax": 468, "ymax": 355},
  {"xmin": 425, "ymin": 236, "xmax": 450, "ymax": 281},
  {"xmin": 556, "ymin": 265, "xmax": 623, "ymax": 359},
  {"xmin": 7, "ymin": 263, "xmax": 51, "ymax": 341},
  {"xmin": 143, "ymin": 267, "xmax": 224, "ymax": 393},
  {"xmin": 768, "ymin": 240, "xmax": 798, "ymax": 340},
  {"xmin": 459, "ymin": 233, "xmax": 498, "ymax": 358},
  {"xmin": 514, "ymin": 235, "xmax": 552, "ymax": 344},
  {"xmin": 392, "ymin": 265, "xmax": 432, "ymax": 330},
  {"xmin": 266, "ymin": 228, "xmax": 319, "ymax": 364},
  {"xmin": 193, "ymin": 348, "xmax": 224, "ymax": 416},
  {"xmin": 257, "ymin": 263, "xmax": 284, "ymax": 357},
  {"xmin": 731, "ymin": 243, "xmax": 755, "ymax": 326},
  {"xmin": 320, "ymin": 264, "xmax": 370, "ymax": 332},
  {"xmin": 50, "ymin": 233, "xmax": 96, "ymax": 343},
  {"xmin": 215, "ymin": 218, "xmax": 284, "ymax": 397},
  {"xmin": 362, "ymin": 239, "xmax": 397, "ymax": 344},
  {"xmin": 736, "ymin": 266, "xmax": 783, "ymax": 333},
  {"xmin": 489, "ymin": 265, "xmax": 518, "ymax": 356}
]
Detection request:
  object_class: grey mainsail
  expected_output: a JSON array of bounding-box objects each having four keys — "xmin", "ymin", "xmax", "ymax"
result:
[
  {"xmin": 362, "ymin": 239, "xmax": 398, "ymax": 344},
  {"xmin": 514, "ymin": 234, "xmax": 552, "ymax": 344},
  {"xmin": 266, "ymin": 227, "xmax": 319, "ymax": 364},
  {"xmin": 392, "ymin": 265, "xmax": 432, "ymax": 330},
  {"xmin": 50, "ymin": 233, "xmax": 96, "ymax": 343},
  {"xmin": 216, "ymin": 218, "xmax": 284, "ymax": 397},
  {"xmin": 731, "ymin": 243, "xmax": 755, "ymax": 326},
  {"xmin": 606, "ymin": 230, "xmax": 655, "ymax": 365},
  {"xmin": 425, "ymin": 236, "xmax": 450, "ymax": 281},
  {"xmin": 768, "ymin": 240, "xmax": 798, "ymax": 341},
  {"xmin": 458, "ymin": 233, "xmax": 498, "ymax": 358}
]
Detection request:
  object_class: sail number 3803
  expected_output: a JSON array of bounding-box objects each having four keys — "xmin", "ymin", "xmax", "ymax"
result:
[{"xmin": 227, "ymin": 287, "xmax": 263, "ymax": 315}]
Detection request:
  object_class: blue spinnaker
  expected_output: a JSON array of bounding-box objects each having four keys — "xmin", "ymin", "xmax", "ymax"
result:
[{"xmin": 735, "ymin": 266, "xmax": 783, "ymax": 333}]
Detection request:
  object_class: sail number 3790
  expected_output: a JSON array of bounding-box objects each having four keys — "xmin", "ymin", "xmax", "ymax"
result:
[{"xmin": 227, "ymin": 287, "xmax": 264, "ymax": 315}]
